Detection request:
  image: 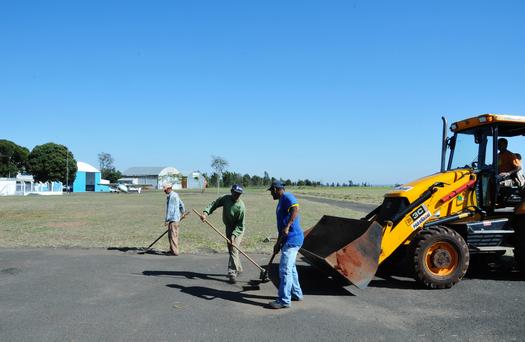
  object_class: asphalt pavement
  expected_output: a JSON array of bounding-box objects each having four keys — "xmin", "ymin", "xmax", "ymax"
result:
[{"xmin": 1, "ymin": 248, "xmax": 524, "ymax": 342}]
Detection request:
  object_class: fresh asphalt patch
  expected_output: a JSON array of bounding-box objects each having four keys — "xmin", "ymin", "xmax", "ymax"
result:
[{"xmin": 1, "ymin": 248, "xmax": 524, "ymax": 342}]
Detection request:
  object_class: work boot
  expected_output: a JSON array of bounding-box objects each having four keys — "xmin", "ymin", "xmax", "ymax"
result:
[{"xmin": 268, "ymin": 300, "xmax": 290, "ymax": 309}]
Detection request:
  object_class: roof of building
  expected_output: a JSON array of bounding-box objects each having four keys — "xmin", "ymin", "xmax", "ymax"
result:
[
  {"xmin": 159, "ymin": 167, "xmax": 181, "ymax": 176},
  {"xmin": 77, "ymin": 161, "xmax": 100, "ymax": 173},
  {"xmin": 122, "ymin": 167, "xmax": 178, "ymax": 176}
]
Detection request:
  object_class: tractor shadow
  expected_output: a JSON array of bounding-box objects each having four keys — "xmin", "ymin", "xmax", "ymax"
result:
[
  {"xmin": 369, "ymin": 253, "xmax": 523, "ymax": 290},
  {"xmin": 299, "ymin": 253, "xmax": 524, "ymax": 291},
  {"xmin": 267, "ymin": 262, "xmax": 354, "ymax": 297},
  {"xmin": 465, "ymin": 254, "xmax": 523, "ymax": 281}
]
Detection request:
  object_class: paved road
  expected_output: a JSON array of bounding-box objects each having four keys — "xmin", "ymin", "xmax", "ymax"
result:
[{"xmin": 1, "ymin": 248, "xmax": 523, "ymax": 342}]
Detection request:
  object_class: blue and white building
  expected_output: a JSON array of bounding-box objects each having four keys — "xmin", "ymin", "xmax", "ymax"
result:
[{"xmin": 72, "ymin": 161, "xmax": 110, "ymax": 192}]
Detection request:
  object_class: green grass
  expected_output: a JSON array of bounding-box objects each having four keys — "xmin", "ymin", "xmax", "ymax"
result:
[
  {"xmin": 288, "ymin": 186, "xmax": 391, "ymax": 204},
  {"xmin": 0, "ymin": 187, "xmax": 386, "ymax": 253}
]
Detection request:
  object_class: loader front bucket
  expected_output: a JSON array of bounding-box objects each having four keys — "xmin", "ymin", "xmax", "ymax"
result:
[{"xmin": 300, "ymin": 215, "xmax": 383, "ymax": 289}]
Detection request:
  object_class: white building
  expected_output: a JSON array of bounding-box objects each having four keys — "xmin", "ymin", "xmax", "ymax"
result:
[
  {"xmin": 0, "ymin": 175, "xmax": 63, "ymax": 196},
  {"xmin": 121, "ymin": 167, "xmax": 182, "ymax": 189},
  {"xmin": 185, "ymin": 171, "xmax": 207, "ymax": 190}
]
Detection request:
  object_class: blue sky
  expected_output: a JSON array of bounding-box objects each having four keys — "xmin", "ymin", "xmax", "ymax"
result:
[{"xmin": 1, "ymin": 1, "xmax": 524, "ymax": 185}]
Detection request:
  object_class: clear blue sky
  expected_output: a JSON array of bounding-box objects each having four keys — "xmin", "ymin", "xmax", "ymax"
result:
[{"xmin": 1, "ymin": 1, "xmax": 524, "ymax": 185}]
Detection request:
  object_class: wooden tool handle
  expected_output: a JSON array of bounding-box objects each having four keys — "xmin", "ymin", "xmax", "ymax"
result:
[{"xmin": 192, "ymin": 208, "xmax": 264, "ymax": 271}]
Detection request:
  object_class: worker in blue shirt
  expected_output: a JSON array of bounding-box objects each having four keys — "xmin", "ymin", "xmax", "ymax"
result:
[{"xmin": 267, "ymin": 180, "xmax": 304, "ymax": 309}]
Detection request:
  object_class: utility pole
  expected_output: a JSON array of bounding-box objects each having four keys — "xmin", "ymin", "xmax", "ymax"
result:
[{"xmin": 66, "ymin": 148, "xmax": 69, "ymax": 194}]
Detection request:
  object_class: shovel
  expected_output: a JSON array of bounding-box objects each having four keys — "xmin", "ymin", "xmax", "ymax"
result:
[
  {"xmin": 259, "ymin": 251, "xmax": 278, "ymax": 282},
  {"xmin": 258, "ymin": 234, "xmax": 283, "ymax": 282}
]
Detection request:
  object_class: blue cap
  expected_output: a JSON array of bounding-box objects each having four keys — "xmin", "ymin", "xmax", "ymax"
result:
[
  {"xmin": 231, "ymin": 184, "xmax": 244, "ymax": 194},
  {"xmin": 267, "ymin": 180, "xmax": 285, "ymax": 190}
]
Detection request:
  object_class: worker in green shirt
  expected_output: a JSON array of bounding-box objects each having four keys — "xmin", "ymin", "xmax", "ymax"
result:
[{"xmin": 200, "ymin": 184, "xmax": 246, "ymax": 283}]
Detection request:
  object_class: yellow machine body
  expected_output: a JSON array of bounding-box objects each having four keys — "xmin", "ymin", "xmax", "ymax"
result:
[
  {"xmin": 301, "ymin": 113, "xmax": 525, "ymax": 288},
  {"xmin": 378, "ymin": 169, "xmax": 477, "ymax": 264}
]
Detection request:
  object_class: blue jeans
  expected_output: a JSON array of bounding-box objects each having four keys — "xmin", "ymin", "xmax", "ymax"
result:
[{"xmin": 278, "ymin": 243, "xmax": 303, "ymax": 305}]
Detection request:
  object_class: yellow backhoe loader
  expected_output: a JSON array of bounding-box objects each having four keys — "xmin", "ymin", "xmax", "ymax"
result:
[{"xmin": 301, "ymin": 114, "xmax": 525, "ymax": 289}]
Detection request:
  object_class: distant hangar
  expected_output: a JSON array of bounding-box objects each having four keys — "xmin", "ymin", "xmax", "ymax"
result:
[
  {"xmin": 120, "ymin": 167, "xmax": 206, "ymax": 190},
  {"xmin": 120, "ymin": 167, "xmax": 183, "ymax": 189}
]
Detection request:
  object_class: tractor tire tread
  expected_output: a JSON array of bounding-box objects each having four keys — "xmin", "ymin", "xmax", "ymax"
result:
[{"xmin": 411, "ymin": 225, "xmax": 469, "ymax": 289}]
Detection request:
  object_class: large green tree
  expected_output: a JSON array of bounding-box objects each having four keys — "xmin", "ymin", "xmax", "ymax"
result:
[
  {"xmin": 27, "ymin": 143, "xmax": 77, "ymax": 184},
  {"xmin": 102, "ymin": 168, "xmax": 122, "ymax": 183},
  {"xmin": 0, "ymin": 140, "xmax": 30, "ymax": 177},
  {"xmin": 97, "ymin": 152, "xmax": 122, "ymax": 183}
]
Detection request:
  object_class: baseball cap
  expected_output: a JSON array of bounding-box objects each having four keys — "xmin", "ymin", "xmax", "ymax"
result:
[
  {"xmin": 231, "ymin": 184, "xmax": 244, "ymax": 194},
  {"xmin": 162, "ymin": 182, "xmax": 173, "ymax": 190},
  {"xmin": 267, "ymin": 180, "xmax": 285, "ymax": 190}
]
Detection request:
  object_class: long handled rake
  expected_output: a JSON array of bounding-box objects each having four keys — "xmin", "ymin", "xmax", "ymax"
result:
[
  {"xmin": 139, "ymin": 211, "xmax": 190, "ymax": 254},
  {"xmin": 192, "ymin": 208, "xmax": 271, "ymax": 282}
]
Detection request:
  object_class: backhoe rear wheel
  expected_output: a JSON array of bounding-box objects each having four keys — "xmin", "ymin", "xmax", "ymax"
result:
[{"xmin": 412, "ymin": 226, "xmax": 469, "ymax": 289}]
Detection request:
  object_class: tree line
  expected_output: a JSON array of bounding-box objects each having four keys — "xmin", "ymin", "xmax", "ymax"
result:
[
  {"xmin": 205, "ymin": 170, "xmax": 321, "ymax": 188},
  {"xmin": 0, "ymin": 140, "xmax": 77, "ymax": 185},
  {"xmin": 1, "ymin": 143, "xmax": 372, "ymax": 189},
  {"xmin": 204, "ymin": 171, "xmax": 370, "ymax": 188},
  {"xmin": 206, "ymin": 156, "xmax": 371, "ymax": 188}
]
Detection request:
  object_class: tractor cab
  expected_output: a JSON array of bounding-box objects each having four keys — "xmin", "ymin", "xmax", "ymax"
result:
[{"xmin": 445, "ymin": 114, "xmax": 525, "ymax": 212}]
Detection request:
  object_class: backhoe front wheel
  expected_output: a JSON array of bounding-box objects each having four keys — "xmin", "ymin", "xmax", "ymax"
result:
[{"xmin": 412, "ymin": 226, "xmax": 469, "ymax": 289}]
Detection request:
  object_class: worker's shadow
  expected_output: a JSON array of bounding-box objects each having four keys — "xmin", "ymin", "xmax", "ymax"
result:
[
  {"xmin": 108, "ymin": 247, "xmax": 170, "ymax": 255},
  {"xmin": 166, "ymin": 283, "xmax": 275, "ymax": 308},
  {"xmin": 144, "ymin": 270, "xmax": 277, "ymax": 308},
  {"xmin": 142, "ymin": 270, "xmax": 232, "ymax": 284}
]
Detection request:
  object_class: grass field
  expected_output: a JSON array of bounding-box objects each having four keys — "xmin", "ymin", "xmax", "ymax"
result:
[
  {"xmin": 289, "ymin": 186, "xmax": 391, "ymax": 204},
  {"xmin": 0, "ymin": 187, "xmax": 389, "ymax": 253}
]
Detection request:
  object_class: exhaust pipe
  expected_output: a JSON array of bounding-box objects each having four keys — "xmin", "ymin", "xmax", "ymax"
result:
[{"xmin": 441, "ymin": 116, "xmax": 448, "ymax": 173}]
